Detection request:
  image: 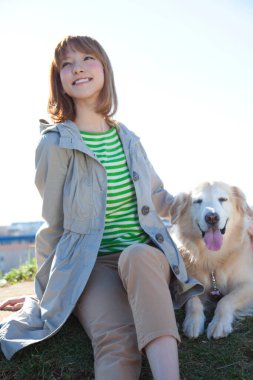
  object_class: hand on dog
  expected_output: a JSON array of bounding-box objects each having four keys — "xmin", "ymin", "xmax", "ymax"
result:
[{"xmin": 0, "ymin": 296, "xmax": 26, "ymax": 311}]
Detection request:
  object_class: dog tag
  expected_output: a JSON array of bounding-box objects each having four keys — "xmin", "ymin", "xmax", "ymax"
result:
[
  {"xmin": 209, "ymin": 289, "xmax": 223, "ymax": 301},
  {"xmin": 210, "ymin": 271, "xmax": 223, "ymax": 301}
]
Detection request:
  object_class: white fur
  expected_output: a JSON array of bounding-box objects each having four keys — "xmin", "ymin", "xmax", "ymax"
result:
[{"xmin": 170, "ymin": 181, "xmax": 253, "ymax": 339}]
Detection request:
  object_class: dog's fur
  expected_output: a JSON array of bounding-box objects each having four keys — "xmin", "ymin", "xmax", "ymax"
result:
[{"xmin": 170, "ymin": 181, "xmax": 253, "ymax": 339}]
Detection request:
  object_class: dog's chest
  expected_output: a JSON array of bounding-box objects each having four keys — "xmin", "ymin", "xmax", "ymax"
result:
[{"xmin": 200, "ymin": 270, "xmax": 230, "ymax": 299}]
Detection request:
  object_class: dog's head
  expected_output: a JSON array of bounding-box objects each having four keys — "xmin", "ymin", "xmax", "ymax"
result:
[{"xmin": 170, "ymin": 182, "xmax": 252, "ymax": 252}]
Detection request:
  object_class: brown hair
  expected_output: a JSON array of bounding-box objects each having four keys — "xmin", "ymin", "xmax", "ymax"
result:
[{"xmin": 48, "ymin": 36, "xmax": 118, "ymax": 124}]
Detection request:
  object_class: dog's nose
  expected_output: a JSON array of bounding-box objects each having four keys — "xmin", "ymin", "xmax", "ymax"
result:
[{"xmin": 205, "ymin": 212, "xmax": 220, "ymax": 226}]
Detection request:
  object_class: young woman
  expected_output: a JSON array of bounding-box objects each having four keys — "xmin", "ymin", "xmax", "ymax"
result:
[{"xmin": 0, "ymin": 35, "xmax": 204, "ymax": 380}]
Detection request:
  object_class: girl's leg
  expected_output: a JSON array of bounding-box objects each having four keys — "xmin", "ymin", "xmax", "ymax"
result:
[
  {"xmin": 145, "ymin": 336, "xmax": 180, "ymax": 380},
  {"xmin": 118, "ymin": 244, "xmax": 180, "ymax": 380},
  {"xmin": 74, "ymin": 253, "xmax": 142, "ymax": 380}
]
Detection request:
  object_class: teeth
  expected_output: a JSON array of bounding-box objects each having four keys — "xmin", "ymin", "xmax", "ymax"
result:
[{"xmin": 74, "ymin": 78, "xmax": 90, "ymax": 85}]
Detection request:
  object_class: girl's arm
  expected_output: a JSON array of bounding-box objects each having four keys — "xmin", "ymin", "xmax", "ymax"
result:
[
  {"xmin": 138, "ymin": 142, "xmax": 174, "ymax": 218},
  {"xmin": 0, "ymin": 133, "xmax": 70, "ymax": 311},
  {"xmin": 149, "ymin": 161, "xmax": 174, "ymax": 218},
  {"xmin": 35, "ymin": 132, "xmax": 70, "ymax": 269}
]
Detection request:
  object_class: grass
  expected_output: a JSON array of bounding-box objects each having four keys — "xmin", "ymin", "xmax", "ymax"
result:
[
  {"xmin": 1, "ymin": 261, "xmax": 253, "ymax": 379},
  {"xmin": 177, "ymin": 312, "xmax": 253, "ymax": 380},
  {"xmin": 1, "ymin": 311, "xmax": 253, "ymax": 379}
]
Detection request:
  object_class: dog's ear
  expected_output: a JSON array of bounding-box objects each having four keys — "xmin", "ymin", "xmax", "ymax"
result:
[
  {"xmin": 231, "ymin": 186, "xmax": 253, "ymax": 217},
  {"xmin": 170, "ymin": 192, "xmax": 190, "ymax": 224}
]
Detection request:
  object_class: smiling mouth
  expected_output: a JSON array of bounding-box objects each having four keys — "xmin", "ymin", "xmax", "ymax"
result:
[
  {"xmin": 73, "ymin": 78, "xmax": 92, "ymax": 85},
  {"xmin": 197, "ymin": 219, "xmax": 228, "ymax": 251},
  {"xmin": 198, "ymin": 219, "xmax": 228, "ymax": 238}
]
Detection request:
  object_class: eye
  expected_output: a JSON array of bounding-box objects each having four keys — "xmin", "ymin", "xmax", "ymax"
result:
[
  {"xmin": 61, "ymin": 61, "xmax": 71, "ymax": 69},
  {"xmin": 83, "ymin": 55, "xmax": 95, "ymax": 61},
  {"xmin": 219, "ymin": 197, "xmax": 228, "ymax": 203},
  {"xmin": 193, "ymin": 199, "xmax": 202, "ymax": 204}
]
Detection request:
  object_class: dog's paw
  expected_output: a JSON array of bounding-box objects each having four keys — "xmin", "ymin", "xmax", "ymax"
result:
[
  {"xmin": 207, "ymin": 315, "xmax": 233, "ymax": 339},
  {"xmin": 183, "ymin": 314, "xmax": 205, "ymax": 339},
  {"xmin": 183, "ymin": 296, "xmax": 205, "ymax": 339}
]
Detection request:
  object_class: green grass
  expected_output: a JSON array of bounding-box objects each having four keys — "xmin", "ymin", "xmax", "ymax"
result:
[
  {"xmin": 1, "ymin": 261, "xmax": 253, "ymax": 379},
  {"xmin": 1, "ymin": 311, "xmax": 253, "ymax": 379},
  {"xmin": 177, "ymin": 311, "xmax": 253, "ymax": 380}
]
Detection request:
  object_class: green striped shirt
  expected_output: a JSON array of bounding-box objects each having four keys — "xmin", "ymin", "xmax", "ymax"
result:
[{"xmin": 80, "ymin": 127, "xmax": 150, "ymax": 254}]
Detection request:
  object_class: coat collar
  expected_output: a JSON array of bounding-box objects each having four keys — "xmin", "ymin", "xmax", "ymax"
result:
[{"xmin": 39, "ymin": 119, "xmax": 140, "ymax": 157}]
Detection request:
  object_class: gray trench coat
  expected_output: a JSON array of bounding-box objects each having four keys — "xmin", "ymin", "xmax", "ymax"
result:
[{"xmin": 0, "ymin": 120, "xmax": 203, "ymax": 359}]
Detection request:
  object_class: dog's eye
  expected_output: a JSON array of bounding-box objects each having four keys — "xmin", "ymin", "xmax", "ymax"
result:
[
  {"xmin": 219, "ymin": 197, "xmax": 228, "ymax": 203},
  {"xmin": 193, "ymin": 199, "xmax": 202, "ymax": 204}
]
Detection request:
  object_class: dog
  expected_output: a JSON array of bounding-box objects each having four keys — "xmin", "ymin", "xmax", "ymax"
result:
[{"xmin": 170, "ymin": 181, "xmax": 253, "ymax": 339}]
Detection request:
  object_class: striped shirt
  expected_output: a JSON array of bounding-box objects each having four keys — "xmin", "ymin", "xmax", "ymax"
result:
[{"xmin": 80, "ymin": 127, "xmax": 150, "ymax": 254}]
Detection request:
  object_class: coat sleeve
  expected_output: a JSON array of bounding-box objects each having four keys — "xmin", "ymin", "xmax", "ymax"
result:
[
  {"xmin": 139, "ymin": 142, "xmax": 174, "ymax": 218},
  {"xmin": 34, "ymin": 132, "xmax": 70, "ymax": 269}
]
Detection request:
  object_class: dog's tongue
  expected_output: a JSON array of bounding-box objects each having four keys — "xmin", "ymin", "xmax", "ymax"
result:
[{"xmin": 204, "ymin": 229, "xmax": 223, "ymax": 251}]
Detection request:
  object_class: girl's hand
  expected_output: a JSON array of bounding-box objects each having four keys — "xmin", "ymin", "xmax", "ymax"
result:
[{"xmin": 0, "ymin": 296, "xmax": 26, "ymax": 311}]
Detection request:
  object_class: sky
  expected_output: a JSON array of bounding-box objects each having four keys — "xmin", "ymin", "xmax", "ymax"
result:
[{"xmin": 0, "ymin": 0, "xmax": 252, "ymax": 225}]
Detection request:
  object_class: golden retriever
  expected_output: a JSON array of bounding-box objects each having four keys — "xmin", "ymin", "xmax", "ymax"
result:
[{"xmin": 170, "ymin": 181, "xmax": 253, "ymax": 339}]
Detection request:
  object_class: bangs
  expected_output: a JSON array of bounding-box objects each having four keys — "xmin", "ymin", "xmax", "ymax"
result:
[{"xmin": 54, "ymin": 36, "xmax": 102, "ymax": 69}]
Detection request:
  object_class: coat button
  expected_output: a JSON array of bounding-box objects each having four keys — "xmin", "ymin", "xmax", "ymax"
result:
[
  {"xmin": 155, "ymin": 233, "xmax": 164, "ymax": 243},
  {"xmin": 142, "ymin": 206, "xmax": 150, "ymax": 215},
  {"xmin": 173, "ymin": 265, "xmax": 180, "ymax": 275},
  {"xmin": 133, "ymin": 171, "xmax": 139, "ymax": 181}
]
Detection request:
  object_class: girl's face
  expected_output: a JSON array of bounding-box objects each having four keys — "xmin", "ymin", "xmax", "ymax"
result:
[{"xmin": 59, "ymin": 47, "xmax": 104, "ymax": 106}]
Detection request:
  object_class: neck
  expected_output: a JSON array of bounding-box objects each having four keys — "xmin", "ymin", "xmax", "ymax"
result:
[{"xmin": 74, "ymin": 101, "xmax": 109, "ymax": 133}]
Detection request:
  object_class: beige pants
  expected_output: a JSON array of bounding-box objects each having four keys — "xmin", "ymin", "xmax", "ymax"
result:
[{"xmin": 74, "ymin": 243, "xmax": 180, "ymax": 380}]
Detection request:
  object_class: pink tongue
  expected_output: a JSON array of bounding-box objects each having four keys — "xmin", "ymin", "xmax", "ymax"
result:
[{"xmin": 204, "ymin": 229, "xmax": 223, "ymax": 251}]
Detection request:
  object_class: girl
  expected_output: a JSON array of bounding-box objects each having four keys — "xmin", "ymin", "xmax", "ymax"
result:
[{"xmin": 0, "ymin": 36, "xmax": 204, "ymax": 380}]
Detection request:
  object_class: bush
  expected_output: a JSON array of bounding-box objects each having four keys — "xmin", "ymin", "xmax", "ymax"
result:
[{"xmin": 3, "ymin": 257, "xmax": 37, "ymax": 284}]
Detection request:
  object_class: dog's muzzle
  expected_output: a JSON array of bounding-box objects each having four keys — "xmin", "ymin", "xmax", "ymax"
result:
[{"xmin": 197, "ymin": 219, "xmax": 228, "ymax": 251}]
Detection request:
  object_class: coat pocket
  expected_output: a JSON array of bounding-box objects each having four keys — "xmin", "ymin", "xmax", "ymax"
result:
[{"xmin": 64, "ymin": 175, "xmax": 92, "ymax": 221}]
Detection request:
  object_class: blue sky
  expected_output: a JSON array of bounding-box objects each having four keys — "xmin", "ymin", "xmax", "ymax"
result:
[{"xmin": 0, "ymin": 0, "xmax": 252, "ymax": 224}]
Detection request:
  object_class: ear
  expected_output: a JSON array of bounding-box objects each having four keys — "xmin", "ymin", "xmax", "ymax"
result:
[
  {"xmin": 170, "ymin": 192, "xmax": 190, "ymax": 224},
  {"xmin": 231, "ymin": 186, "xmax": 253, "ymax": 217}
]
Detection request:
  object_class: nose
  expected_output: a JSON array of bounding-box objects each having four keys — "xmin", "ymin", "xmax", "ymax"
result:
[
  {"xmin": 73, "ymin": 62, "xmax": 84, "ymax": 74},
  {"xmin": 205, "ymin": 212, "xmax": 220, "ymax": 226}
]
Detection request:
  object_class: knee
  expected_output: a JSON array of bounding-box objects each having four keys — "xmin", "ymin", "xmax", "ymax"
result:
[
  {"xmin": 118, "ymin": 244, "xmax": 170, "ymax": 286},
  {"xmin": 118, "ymin": 244, "xmax": 149, "ymax": 272}
]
